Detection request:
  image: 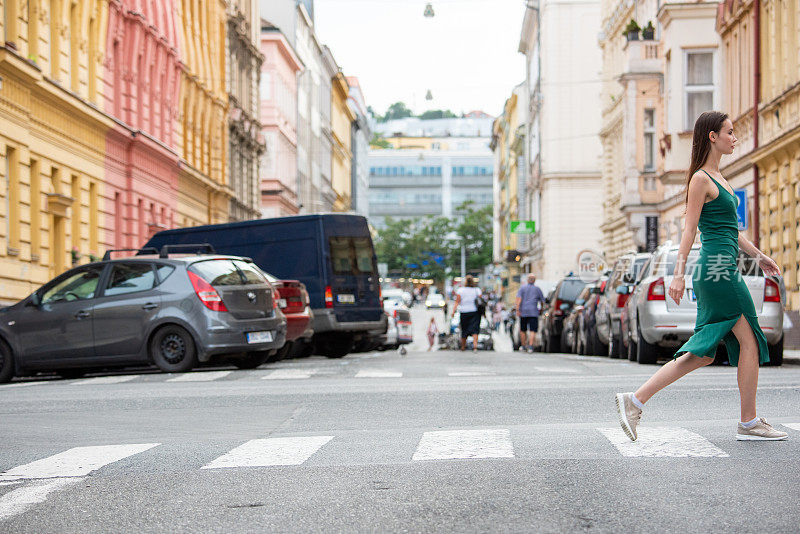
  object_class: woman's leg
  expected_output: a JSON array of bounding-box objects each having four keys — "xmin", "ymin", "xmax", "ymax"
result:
[
  {"xmin": 634, "ymin": 352, "xmax": 714, "ymax": 403},
  {"xmin": 472, "ymin": 333, "xmax": 479, "ymax": 349},
  {"xmin": 731, "ymin": 315, "xmax": 759, "ymax": 422},
  {"xmin": 460, "ymin": 336, "xmax": 466, "ymax": 350}
]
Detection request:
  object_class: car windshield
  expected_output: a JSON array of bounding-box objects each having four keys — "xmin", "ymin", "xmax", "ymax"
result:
[
  {"xmin": 558, "ymin": 280, "xmax": 587, "ymax": 302},
  {"xmin": 330, "ymin": 236, "xmax": 377, "ymax": 276}
]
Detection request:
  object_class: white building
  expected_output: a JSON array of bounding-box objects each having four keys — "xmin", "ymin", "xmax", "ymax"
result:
[
  {"xmin": 520, "ymin": 0, "xmax": 605, "ymax": 280},
  {"xmin": 347, "ymin": 76, "xmax": 371, "ymax": 218}
]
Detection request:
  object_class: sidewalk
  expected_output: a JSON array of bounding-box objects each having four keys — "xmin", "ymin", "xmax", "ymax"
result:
[{"xmin": 782, "ymin": 349, "xmax": 800, "ymax": 365}]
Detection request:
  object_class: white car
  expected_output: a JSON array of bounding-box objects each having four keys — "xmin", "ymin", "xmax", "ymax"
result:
[{"xmin": 425, "ymin": 293, "xmax": 445, "ymax": 308}]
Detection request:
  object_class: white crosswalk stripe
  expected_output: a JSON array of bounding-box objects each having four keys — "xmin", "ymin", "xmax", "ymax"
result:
[
  {"xmin": 202, "ymin": 436, "xmax": 334, "ymax": 468},
  {"xmin": 783, "ymin": 423, "xmax": 800, "ymax": 432},
  {"xmin": 0, "ymin": 478, "xmax": 79, "ymax": 521},
  {"xmin": 0, "ymin": 382, "xmax": 45, "ymax": 389},
  {"xmin": 597, "ymin": 427, "xmax": 729, "ymax": 457},
  {"xmin": 534, "ymin": 366, "xmax": 579, "ymax": 373},
  {"xmin": 0, "ymin": 444, "xmax": 160, "ymax": 482},
  {"xmin": 355, "ymin": 370, "xmax": 403, "ymax": 378},
  {"xmin": 412, "ymin": 429, "xmax": 514, "ymax": 461},
  {"xmin": 71, "ymin": 375, "xmax": 140, "ymax": 386},
  {"xmin": 262, "ymin": 369, "xmax": 317, "ymax": 380},
  {"xmin": 448, "ymin": 372, "xmax": 495, "ymax": 377},
  {"xmin": 166, "ymin": 371, "xmax": 232, "ymax": 382}
]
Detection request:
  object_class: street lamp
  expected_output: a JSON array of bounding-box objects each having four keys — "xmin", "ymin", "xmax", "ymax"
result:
[{"xmin": 424, "ymin": 3, "xmax": 435, "ymax": 17}]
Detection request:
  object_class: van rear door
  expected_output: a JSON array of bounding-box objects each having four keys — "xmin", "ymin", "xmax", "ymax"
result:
[{"xmin": 327, "ymin": 235, "xmax": 382, "ymax": 321}]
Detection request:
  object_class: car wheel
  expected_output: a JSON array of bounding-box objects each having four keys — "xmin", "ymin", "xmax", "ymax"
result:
[
  {"xmin": 275, "ymin": 341, "xmax": 293, "ymax": 361},
  {"xmin": 0, "ymin": 339, "xmax": 15, "ymax": 383},
  {"xmin": 608, "ymin": 333, "xmax": 620, "ymax": 359},
  {"xmin": 766, "ymin": 337, "xmax": 784, "ymax": 366},
  {"xmin": 232, "ymin": 351, "xmax": 270, "ymax": 369},
  {"xmin": 627, "ymin": 334, "xmax": 637, "ymax": 361},
  {"xmin": 150, "ymin": 325, "xmax": 197, "ymax": 373},
  {"xmin": 318, "ymin": 334, "xmax": 352, "ymax": 359},
  {"xmin": 549, "ymin": 334, "xmax": 561, "ymax": 353},
  {"xmin": 636, "ymin": 322, "xmax": 659, "ymax": 364}
]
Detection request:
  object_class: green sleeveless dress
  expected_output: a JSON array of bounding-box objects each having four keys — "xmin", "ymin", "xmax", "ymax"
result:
[{"xmin": 673, "ymin": 170, "xmax": 769, "ymax": 365}]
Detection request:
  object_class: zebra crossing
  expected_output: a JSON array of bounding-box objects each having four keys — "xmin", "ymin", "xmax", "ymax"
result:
[{"xmin": 1, "ymin": 424, "xmax": 797, "ymax": 521}]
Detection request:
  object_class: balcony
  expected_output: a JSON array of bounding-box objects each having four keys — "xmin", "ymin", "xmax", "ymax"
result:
[{"xmin": 620, "ymin": 40, "xmax": 661, "ymax": 81}]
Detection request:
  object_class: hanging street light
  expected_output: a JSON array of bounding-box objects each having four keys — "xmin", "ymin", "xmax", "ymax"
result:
[
  {"xmin": 424, "ymin": 3, "xmax": 435, "ymax": 17},
  {"xmin": 425, "ymin": 89, "xmax": 433, "ymax": 101}
]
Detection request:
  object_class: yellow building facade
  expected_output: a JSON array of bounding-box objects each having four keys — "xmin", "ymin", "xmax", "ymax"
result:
[
  {"xmin": 331, "ymin": 71, "xmax": 354, "ymax": 212},
  {"xmin": 1, "ymin": 0, "xmax": 112, "ymax": 305},
  {"xmin": 491, "ymin": 88, "xmax": 524, "ymax": 306},
  {"xmin": 175, "ymin": 0, "xmax": 230, "ymax": 228}
]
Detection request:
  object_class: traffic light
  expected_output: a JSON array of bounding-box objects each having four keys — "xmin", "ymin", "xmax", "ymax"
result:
[{"xmin": 505, "ymin": 249, "xmax": 522, "ymax": 263}]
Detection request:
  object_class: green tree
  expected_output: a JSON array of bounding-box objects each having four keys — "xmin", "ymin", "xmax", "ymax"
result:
[
  {"xmin": 451, "ymin": 201, "xmax": 493, "ymax": 272},
  {"xmin": 383, "ymin": 101, "xmax": 414, "ymax": 122},
  {"xmin": 374, "ymin": 216, "xmax": 456, "ymax": 282},
  {"xmin": 370, "ymin": 132, "xmax": 391, "ymax": 149},
  {"xmin": 418, "ymin": 109, "xmax": 458, "ymax": 120}
]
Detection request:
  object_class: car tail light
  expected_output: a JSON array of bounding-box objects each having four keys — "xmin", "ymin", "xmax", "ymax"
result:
[
  {"xmin": 600, "ymin": 281, "xmax": 607, "ymax": 293},
  {"xmin": 553, "ymin": 298, "xmax": 564, "ymax": 316},
  {"xmin": 187, "ymin": 271, "xmax": 228, "ymax": 312},
  {"xmin": 616, "ymin": 293, "xmax": 629, "ymax": 308},
  {"xmin": 765, "ymin": 279, "xmax": 781, "ymax": 302},
  {"xmin": 325, "ymin": 285, "xmax": 333, "ymax": 308},
  {"xmin": 273, "ymin": 288, "xmax": 281, "ymax": 309},
  {"xmin": 393, "ymin": 309, "xmax": 398, "ymax": 319},
  {"xmin": 647, "ymin": 277, "xmax": 665, "ymax": 301}
]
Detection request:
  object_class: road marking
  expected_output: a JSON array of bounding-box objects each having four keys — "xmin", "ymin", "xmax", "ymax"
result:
[
  {"xmin": 202, "ymin": 436, "xmax": 334, "ymax": 468},
  {"xmin": 597, "ymin": 427, "xmax": 729, "ymax": 457},
  {"xmin": 783, "ymin": 423, "xmax": 800, "ymax": 432},
  {"xmin": 262, "ymin": 369, "xmax": 317, "ymax": 380},
  {"xmin": 355, "ymin": 370, "xmax": 403, "ymax": 378},
  {"xmin": 448, "ymin": 372, "xmax": 496, "ymax": 377},
  {"xmin": 412, "ymin": 429, "xmax": 514, "ymax": 461},
  {"xmin": 0, "ymin": 382, "xmax": 45, "ymax": 389},
  {"xmin": 0, "ymin": 444, "xmax": 160, "ymax": 482},
  {"xmin": 70, "ymin": 375, "xmax": 140, "ymax": 386},
  {"xmin": 0, "ymin": 478, "xmax": 79, "ymax": 521},
  {"xmin": 533, "ymin": 366, "xmax": 580, "ymax": 373},
  {"xmin": 167, "ymin": 371, "xmax": 232, "ymax": 382}
]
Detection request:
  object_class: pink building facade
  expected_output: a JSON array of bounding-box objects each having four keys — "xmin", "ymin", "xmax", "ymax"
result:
[
  {"xmin": 260, "ymin": 20, "xmax": 303, "ymax": 218},
  {"xmin": 102, "ymin": 0, "xmax": 182, "ymax": 248}
]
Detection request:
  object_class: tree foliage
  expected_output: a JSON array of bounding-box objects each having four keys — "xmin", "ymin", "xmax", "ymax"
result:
[
  {"xmin": 374, "ymin": 201, "xmax": 492, "ymax": 281},
  {"xmin": 418, "ymin": 109, "xmax": 458, "ymax": 120},
  {"xmin": 369, "ymin": 132, "xmax": 391, "ymax": 149},
  {"xmin": 371, "ymin": 102, "xmax": 460, "ymax": 123}
]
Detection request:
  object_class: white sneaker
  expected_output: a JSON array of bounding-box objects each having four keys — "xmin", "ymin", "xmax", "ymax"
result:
[
  {"xmin": 615, "ymin": 392, "xmax": 642, "ymax": 442},
  {"xmin": 736, "ymin": 418, "xmax": 788, "ymax": 441}
]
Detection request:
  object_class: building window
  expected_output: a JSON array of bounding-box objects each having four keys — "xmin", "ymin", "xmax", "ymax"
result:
[
  {"xmin": 685, "ymin": 51, "xmax": 714, "ymax": 130},
  {"xmin": 644, "ymin": 108, "xmax": 655, "ymax": 171},
  {"xmin": 260, "ymin": 72, "xmax": 272, "ymax": 100}
]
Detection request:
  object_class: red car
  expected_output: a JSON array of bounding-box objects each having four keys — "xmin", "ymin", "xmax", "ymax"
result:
[{"xmin": 263, "ymin": 274, "xmax": 314, "ymax": 360}]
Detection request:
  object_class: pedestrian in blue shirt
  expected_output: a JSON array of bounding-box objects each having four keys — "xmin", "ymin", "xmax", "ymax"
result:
[{"xmin": 515, "ymin": 274, "xmax": 545, "ymax": 353}]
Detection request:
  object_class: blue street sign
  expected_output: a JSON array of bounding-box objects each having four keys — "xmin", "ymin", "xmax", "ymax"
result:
[{"xmin": 734, "ymin": 189, "xmax": 747, "ymax": 231}]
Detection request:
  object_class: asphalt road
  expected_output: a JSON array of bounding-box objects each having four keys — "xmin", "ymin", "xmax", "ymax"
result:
[{"xmin": 1, "ymin": 306, "xmax": 799, "ymax": 533}]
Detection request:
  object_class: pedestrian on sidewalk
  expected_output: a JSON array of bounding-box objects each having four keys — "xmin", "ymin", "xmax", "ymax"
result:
[
  {"xmin": 492, "ymin": 302, "xmax": 504, "ymax": 332},
  {"xmin": 454, "ymin": 275, "xmax": 482, "ymax": 352},
  {"xmin": 515, "ymin": 274, "xmax": 545, "ymax": 353},
  {"xmin": 426, "ymin": 317, "xmax": 439, "ymax": 351},
  {"xmin": 616, "ymin": 111, "xmax": 787, "ymax": 442}
]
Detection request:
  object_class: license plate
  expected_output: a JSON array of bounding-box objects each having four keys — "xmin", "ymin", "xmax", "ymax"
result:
[
  {"xmin": 688, "ymin": 289, "xmax": 696, "ymax": 301},
  {"xmin": 277, "ymin": 299, "xmax": 287, "ymax": 308},
  {"xmin": 246, "ymin": 331, "xmax": 273, "ymax": 344},
  {"xmin": 337, "ymin": 293, "xmax": 355, "ymax": 303}
]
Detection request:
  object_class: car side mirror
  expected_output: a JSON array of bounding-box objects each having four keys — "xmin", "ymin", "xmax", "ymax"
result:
[
  {"xmin": 615, "ymin": 285, "xmax": 629, "ymax": 295},
  {"xmin": 27, "ymin": 292, "xmax": 41, "ymax": 307}
]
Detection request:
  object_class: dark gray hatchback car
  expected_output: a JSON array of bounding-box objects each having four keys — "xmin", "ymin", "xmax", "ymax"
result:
[{"xmin": 0, "ymin": 248, "xmax": 287, "ymax": 382}]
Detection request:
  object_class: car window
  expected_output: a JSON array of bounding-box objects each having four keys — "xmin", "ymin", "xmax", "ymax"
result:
[
  {"xmin": 41, "ymin": 266, "xmax": 104, "ymax": 304},
  {"xmin": 633, "ymin": 257, "xmax": 648, "ymax": 277},
  {"xmin": 104, "ymin": 263, "xmax": 156, "ymax": 296},
  {"xmin": 232, "ymin": 260, "xmax": 267, "ymax": 285},
  {"xmin": 189, "ymin": 260, "xmax": 243, "ymax": 286},
  {"xmin": 353, "ymin": 238, "xmax": 376, "ymax": 273},
  {"xmin": 636, "ymin": 258, "xmax": 652, "ymax": 282},
  {"xmin": 330, "ymin": 236, "xmax": 377, "ymax": 275},
  {"xmin": 156, "ymin": 264, "xmax": 175, "ymax": 283},
  {"xmin": 664, "ymin": 250, "xmax": 700, "ymax": 276},
  {"xmin": 558, "ymin": 280, "xmax": 587, "ymax": 301}
]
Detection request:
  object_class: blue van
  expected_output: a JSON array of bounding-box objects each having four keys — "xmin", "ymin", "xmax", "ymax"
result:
[{"xmin": 143, "ymin": 214, "xmax": 386, "ymax": 358}]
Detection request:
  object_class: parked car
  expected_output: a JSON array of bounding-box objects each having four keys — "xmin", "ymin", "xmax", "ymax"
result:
[
  {"xmin": 539, "ymin": 276, "xmax": 588, "ymax": 353},
  {"xmin": 577, "ymin": 275, "xmax": 609, "ymax": 355},
  {"xmin": 144, "ymin": 214, "xmax": 386, "ymax": 358},
  {"xmin": 595, "ymin": 252, "xmax": 651, "ymax": 358},
  {"xmin": 0, "ymin": 247, "xmax": 288, "ymax": 382},
  {"xmin": 565, "ymin": 279, "xmax": 605, "ymax": 355},
  {"xmin": 260, "ymin": 273, "xmax": 314, "ymax": 360},
  {"xmin": 623, "ymin": 243, "xmax": 785, "ymax": 365},
  {"xmin": 425, "ymin": 293, "xmax": 445, "ymax": 309},
  {"xmin": 379, "ymin": 300, "xmax": 413, "ymax": 353}
]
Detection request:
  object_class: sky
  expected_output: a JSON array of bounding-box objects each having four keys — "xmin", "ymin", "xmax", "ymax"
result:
[{"xmin": 313, "ymin": 0, "xmax": 528, "ymax": 119}]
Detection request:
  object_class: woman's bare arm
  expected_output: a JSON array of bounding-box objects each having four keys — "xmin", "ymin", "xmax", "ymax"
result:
[
  {"xmin": 737, "ymin": 232, "xmax": 762, "ymax": 258},
  {"xmin": 673, "ymin": 173, "xmax": 708, "ymax": 278}
]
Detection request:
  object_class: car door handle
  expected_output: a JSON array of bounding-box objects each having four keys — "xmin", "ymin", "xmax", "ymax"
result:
[
  {"xmin": 142, "ymin": 303, "xmax": 159, "ymax": 310},
  {"xmin": 75, "ymin": 310, "xmax": 91, "ymax": 319}
]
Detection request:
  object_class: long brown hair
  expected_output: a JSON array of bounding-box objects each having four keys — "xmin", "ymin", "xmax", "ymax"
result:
[{"xmin": 684, "ymin": 111, "xmax": 728, "ymax": 205}]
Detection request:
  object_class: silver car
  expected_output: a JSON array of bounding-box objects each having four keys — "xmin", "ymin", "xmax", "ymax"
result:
[
  {"xmin": 623, "ymin": 243, "xmax": 784, "ymax": 365},
  {"xmin": 595, "ymin": 252, "xmax": 651, "ymax": 358}
]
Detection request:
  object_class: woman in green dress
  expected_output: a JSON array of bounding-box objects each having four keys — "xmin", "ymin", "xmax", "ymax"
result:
[{"xmin": 615, "ymin": 111, "xmax": 788, "ymax": 442}]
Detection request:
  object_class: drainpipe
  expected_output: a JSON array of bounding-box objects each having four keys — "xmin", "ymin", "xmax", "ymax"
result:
[{"xmin": 752, "ymin": 0, "xmax": 761, "ymax": 248}]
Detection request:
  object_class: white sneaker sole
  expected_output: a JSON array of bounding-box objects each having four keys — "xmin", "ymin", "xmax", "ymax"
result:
[
  {"xmin": 615, "ymin": 393, "xmax": 636, "ymax": 442},
  {"xmin": 735, "ymin": 434, "xmax": 788, "ymax": 441}
]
